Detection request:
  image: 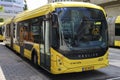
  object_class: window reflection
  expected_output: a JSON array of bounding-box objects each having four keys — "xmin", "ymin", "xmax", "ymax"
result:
[{"xmin": 56, "ymin": 7, "xmax": 107, "ymax": 48}]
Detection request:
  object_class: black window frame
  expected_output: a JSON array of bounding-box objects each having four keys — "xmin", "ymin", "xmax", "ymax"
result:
[{"xmin": 115, "ymin": 23, "xmax": 120, "ymax": 36}]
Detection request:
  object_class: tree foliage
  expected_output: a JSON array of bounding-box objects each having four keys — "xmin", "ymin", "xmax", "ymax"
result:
[{"xmin": 0, "ymin": 18, "xmax": 4, "ymax": 22}]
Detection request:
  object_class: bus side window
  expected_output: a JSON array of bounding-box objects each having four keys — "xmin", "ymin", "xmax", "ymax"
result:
[
  {"xmin": 40, "ymin": 16, "xmax": 45, "ymax": 44},
  {"xmin": 115, "ymin": 24, "xmax": 120, "ymax": 36},
  {"xmin": 13, "ymin": 23, "xmax": 15, "ymax": 38},
  {"xmin": 6, "ymin": 24, "xmax": 11, "ymax": 37},
  {"xmin": 18, "ymin": 22, "xmax": 29, "ymax": 41},
  {"xmin": 0, "ymin": 27, "xmax": 2, "ymax": 35},
  {"xmin": 23, "ymin": 22, "xmax": 29, "ymax": 41},
  {"xmin": 31, "ymin": 17, "xmax": 43, "ymax": 43}
]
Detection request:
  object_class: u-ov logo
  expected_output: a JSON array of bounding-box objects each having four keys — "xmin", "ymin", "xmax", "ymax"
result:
[{"xmin": 92, "ymin": 28, "xmax": 99, "ymax": 35}]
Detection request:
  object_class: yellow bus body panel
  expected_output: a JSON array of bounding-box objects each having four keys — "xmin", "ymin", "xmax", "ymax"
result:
[
  {"xmin": 13, "ymin": 42, "xmax": 40, "ymax": 65},
  {"xmin": 23, "ymin": 43, "xmax": 40, "ymax": 65},
  {"xmin": 0, "ymin": 22, "xmax": 4, "ymax": 41},
  {"xmin": 13, "ymin": 44, "xmax": 20, "ymax": 53},
  {"xmin": 115, "ymin": 16, "xmax": 120, "ymax": 23},
  {"xmin": 0, "ymin": 35, "xmax": 3, "ymax": 41},
  {"xmin": 51, "ymin": 48, "xmax": 109, "ymax": 74},
  {"xmin": 32, "ymin": 43, "xmax": 40, "ymax": 65},
  {"xmin": 24, "ymin": 49, "xmax": 31, "ymax": 60},
  {"xmin": 114, "ymin": 40, "xmax": 120, "ymax": 47}
]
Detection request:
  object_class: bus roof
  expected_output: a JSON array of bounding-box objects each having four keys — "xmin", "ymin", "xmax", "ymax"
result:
[
  {"xmin": 14, "ymin": 2, "xmax": 106, "ymax": 22},
  {"xmin": 4, "ymin": 18, "xmax": 13, "ymax": 25},
  {"xmin": 115, "ymin": 16, "xmax": 120, "ymax": 23},
  {"xmin": 0, "ymin": 22, "xmax": 4, "ymax": 26}
]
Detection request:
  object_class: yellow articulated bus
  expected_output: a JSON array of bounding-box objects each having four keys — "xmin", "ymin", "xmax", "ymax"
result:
[
  {"xmin": 0, "ymin": 22, "xmax": 4, "ymax": 41},
  {"xmin": 107, "ymin": 16, "xmax": 120, "ymax": 47},
  {"xmin": 4, "ymin": 2, "xmax": 109, "ymax": 74},
  {"xmin": 3, "ymin": 18, "xmax": 14, "ymax": 46}
]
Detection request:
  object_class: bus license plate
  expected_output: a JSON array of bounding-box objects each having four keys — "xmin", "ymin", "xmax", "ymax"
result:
[{"xmin": 82, "ymin": 66, "xmax": 94, "ymax": 71}]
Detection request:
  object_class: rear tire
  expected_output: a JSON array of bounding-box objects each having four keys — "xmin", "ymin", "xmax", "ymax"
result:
[{"xmin": 32, "ymin": 51, "xmax": 38, "ymax": 66}]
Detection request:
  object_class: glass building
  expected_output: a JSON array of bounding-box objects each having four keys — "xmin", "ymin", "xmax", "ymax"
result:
[{"xmin": 0, "ymin": 0, "xmax": 24, "ymax": 21}]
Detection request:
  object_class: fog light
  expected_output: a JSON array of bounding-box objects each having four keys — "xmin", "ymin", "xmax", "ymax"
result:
[{"xmin": 98, "ymin": 58, "xmax": 103, "ymax": 61}]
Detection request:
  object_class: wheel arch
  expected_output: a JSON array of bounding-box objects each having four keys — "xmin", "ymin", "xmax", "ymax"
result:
[{"xmin": 31, "ymin": 48, "xmax": 37, "ymax": 60}]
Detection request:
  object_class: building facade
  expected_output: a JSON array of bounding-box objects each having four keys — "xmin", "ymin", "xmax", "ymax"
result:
[
  {"xmin": 90, "ymin": 0, "xmax": 120, "ymax": 17},
  {"xmin": 48, "ymin": 0, "xmax": 89, "ymax": 3},
  {"xmin": 0, "ymin": 0, "xmax": 24, "ymax": 21},
  {"xmin": 87, "ymin": 0, "xmax": 120, "ymax": 17},
  {"xmin": 48, "ymin": 0, "xmax": 120, "ymax": 17}
]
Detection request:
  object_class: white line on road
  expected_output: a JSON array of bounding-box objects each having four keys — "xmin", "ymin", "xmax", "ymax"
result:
[
  {"xmin": 110, "ymin": 60, "xmax": 120, "ymax": 67},
  {"xmin": 0, "ymin": 42, "xmax": 5, "ymax": 45},
  {"xmin": 0, "ymin": 66, "xmax": 6, "ymax": 80},
  {"xmin": 106, "ymin": 76, "xmax": 120, "ymax": 80}
]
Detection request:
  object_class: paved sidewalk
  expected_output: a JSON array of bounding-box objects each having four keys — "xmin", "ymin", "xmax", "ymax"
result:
[{"xmin": 0, "ymin": 43, "xmax": 47, "ymax": 80}]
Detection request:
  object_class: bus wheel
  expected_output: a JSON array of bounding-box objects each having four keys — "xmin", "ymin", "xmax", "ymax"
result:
[{"xmin": 32, "ymin": 52, "xmax": 38, "ymax": 66}]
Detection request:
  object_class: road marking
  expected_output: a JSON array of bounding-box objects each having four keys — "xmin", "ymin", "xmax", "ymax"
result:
[
  {"xmin": 110, "ymin": 52, "xmax": 120, "ymax": 56},
  {"xmin": 106, "ymin": 77, "xmax": 120, "ymax": 80},
  {"xmin": 0, "ymin": 42, "xmax": 5, "ymax": 45},
  {"xmin": 110, "ymin": 60, "xmax": 120, "ymax": 67},
  {"xmin": 0, "ymin": 66, "xmax": 6, "ymax": 80}
]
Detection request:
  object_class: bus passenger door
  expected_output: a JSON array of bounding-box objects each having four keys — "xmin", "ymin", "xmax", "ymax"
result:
[
  {"xmin": 40, "ymin": 17, "xmax": 51, "ymax": 70},
  {"xmin": 19, "ymin": 27, "xmax": 24, "ymax": 56},
  {"xmin": 10, "ymin": 23, "xmax": 14, "ymax": 49}
]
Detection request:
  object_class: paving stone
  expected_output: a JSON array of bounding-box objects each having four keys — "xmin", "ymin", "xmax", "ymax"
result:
[{"xmin": 0, "ymin": 44, "xmax": 44, "ymax": 80}]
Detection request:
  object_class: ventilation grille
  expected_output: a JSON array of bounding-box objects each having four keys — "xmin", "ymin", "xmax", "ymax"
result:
[{"xmin": 60, "ymin": 48, "xmax": 107, "ymax": 59}]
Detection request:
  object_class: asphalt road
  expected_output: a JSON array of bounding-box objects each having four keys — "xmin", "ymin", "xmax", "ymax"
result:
[{"xmin": 0, "ymin": 42, "xmax": 120, "ymax": 80}]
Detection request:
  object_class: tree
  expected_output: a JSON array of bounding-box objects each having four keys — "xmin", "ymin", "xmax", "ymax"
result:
[
  {"xmin": 0, "ymin": 18, "xmax": 4, "ymax": 22},
  {"xmin": 24, "ymin": 0, "xmax": 28, "ymax": 10},
  {"xmin": 0, "ymin": 6, "xmax": 4, "ymax": 12},
  {"xmin": 83, "ymin": 0, "xmax": 90, "ymax": 2}
]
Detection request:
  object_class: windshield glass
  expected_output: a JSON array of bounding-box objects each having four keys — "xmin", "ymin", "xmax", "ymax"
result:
[
  {"xmin": 0, "ymin": 27, "xmax": 2, "ymax": 35},
  {"xmin": 53, "ymin": 7, "xmax": 108, "ymax": 50}
]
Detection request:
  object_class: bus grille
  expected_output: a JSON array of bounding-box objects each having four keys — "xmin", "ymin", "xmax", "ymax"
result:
[{"xmin": 60, "ymin": 48, "xmax": 107, "ymax": 59}]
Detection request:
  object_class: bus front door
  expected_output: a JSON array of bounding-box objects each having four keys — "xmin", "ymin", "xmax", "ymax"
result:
[
  {"xmin": 40, "ymin": 20, "xmax": 50, "ymax": 70},
  {"xmin": 19, "ymin": 27, "xmax": 24, "ymax": 56}
]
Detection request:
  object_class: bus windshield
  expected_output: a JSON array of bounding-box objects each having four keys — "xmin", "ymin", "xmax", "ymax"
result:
[
  {"xmin": 0, "ymin": 27, "xmax": 2, "ymax": 35},
  {"xmin": 52, "ymin": 7, "xmax": 108, "ymax": 51}
]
